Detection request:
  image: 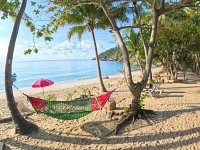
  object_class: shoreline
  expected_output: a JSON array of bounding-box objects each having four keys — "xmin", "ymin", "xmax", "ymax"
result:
[
  {"xmin": 0, "ymin": 67, "xmax": 161, "ymax": 99},
  {"xmin": 0, "ymin": 72, "xmax": 125, "ymax": 99}
]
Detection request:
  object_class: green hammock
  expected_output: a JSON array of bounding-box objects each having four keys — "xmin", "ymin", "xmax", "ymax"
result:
[{"xmin": 26, "ymin": 90, "xmax": 114, "ymax": 120}]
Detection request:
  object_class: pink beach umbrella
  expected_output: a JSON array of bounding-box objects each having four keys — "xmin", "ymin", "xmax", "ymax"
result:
[{"xmin": 32, "ymin": 78, "xmax": 54, "ymax": 98}]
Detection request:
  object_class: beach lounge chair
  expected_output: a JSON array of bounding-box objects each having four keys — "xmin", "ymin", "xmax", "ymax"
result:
[
  {"xmin": 141, "ymin": 83, "xmax": 163, "ymax": 99},
  {"xmin": 153, "ymin": 83, "xmax": 162, "ymax": 94}
]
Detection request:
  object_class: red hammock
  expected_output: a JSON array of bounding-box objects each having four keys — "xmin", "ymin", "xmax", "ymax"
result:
[{"xmin": 27, "ymin": 90, "xmax": 114, "ymax": 113}]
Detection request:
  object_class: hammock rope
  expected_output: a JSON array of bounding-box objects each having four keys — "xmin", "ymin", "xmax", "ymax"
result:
[{"xmin": 26, "ymin": 90, "xmax": 114, "ymax": 120}]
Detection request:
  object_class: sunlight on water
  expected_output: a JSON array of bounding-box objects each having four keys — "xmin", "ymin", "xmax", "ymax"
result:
[{"xmin": 0, "ymin": 59, "xmax": 138, "ymax": 91}]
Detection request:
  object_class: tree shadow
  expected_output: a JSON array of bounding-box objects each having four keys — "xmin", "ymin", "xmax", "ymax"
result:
[
  {"xmin": 164, "ymin": 85, "xmax": 200, "ymax": 90},
  {"xmin": 155, "ymin": 92, "xmax": 184, "ymax": 98},
  {"xmin": 158, "ymin": 94, "xmax": 184, "ymax": 98},
  {"xmin": 164, "ymin": 91, "xmax": 185, "ymax": 94},
  {"xmin": 1, "ymin": 73, "xmax": 199, "ymax": 149},
  {"xmin": 3, "ymin": 145, "xmax": 12, "ymax": 150},
  {"xmin": 81, "ymin": 119, "xmax": 117, "ymax": 138},
  {"xmin": 1, "ymin": 103, "xmax": 199, "ymax": 150},
  {"xmin": 158, "ymin": 91, "xmax": 185, "ymax": 98},
  {"xmin": 1, "ymin": 125, "xmax": 199, "ymax": 150},
  {"xmin": 117, "ymin": 127, "xmax": 200, "ymax": 150},
  {"xmin": 81, "ymin": 106, "xmax": 200, "ymax": 138},
  {"xmin": 151, "ymin": 106, "xmax": 200, "ymax": 123},
  {"xmin": 0, "ymin": 138, "xmax": 60, "ymax": 150}
]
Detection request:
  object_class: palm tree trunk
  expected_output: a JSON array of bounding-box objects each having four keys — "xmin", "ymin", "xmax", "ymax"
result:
[
  {"xmin": 5, "ymin": 0, "xmax": 38, "ymax": 135},
  {"xmin": 100, "ymin": 1, "xmax": 143, "ymax": 112},
  {"xmin": 91, "ymin": 29, "xmax": 107, "ymax": 92},
  {"xmin": 100, "ymin": 2, "xmax": 135, "ymax": 94}
]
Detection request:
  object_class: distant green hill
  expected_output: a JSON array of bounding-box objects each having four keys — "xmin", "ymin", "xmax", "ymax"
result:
[{"xmin": 93, "ymin": 47, "xmax": 123, "ymax": 62}]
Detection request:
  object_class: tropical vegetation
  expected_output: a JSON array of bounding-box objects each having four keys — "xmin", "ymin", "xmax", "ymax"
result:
[{"xmin": 1, "ymin": 0, "xmax": 199, "ymax": 134}]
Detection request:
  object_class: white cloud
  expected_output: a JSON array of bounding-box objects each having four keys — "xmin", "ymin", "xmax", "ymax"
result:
[
  {"xmin": 76, "ymin": 40, "xmax": 92, "ymax": 51},
  {"xmin": 54, "ymin": 40, "xmax": 94, "ymax": 52},
  {"xmin": 37, "ymin": 42, "xmax": 52, "ymax": 49},
  {"xmin": 54, "ymin": 40, "xmax": 76, "ymax": 51},
  {"xmin": 0, "ymin": 38, "xmax": 114, "ymax": 61},
  {"xmin": 0, "ymin": 32, "xmax": 115, "ymax": 62},
  {"xmin": 51, "ymin": 39, "xmax": 115, "ymax": 59}
]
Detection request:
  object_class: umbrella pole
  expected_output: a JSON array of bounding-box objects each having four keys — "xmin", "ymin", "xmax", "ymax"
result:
[{"xmin": 42, "ymin": 88, "xmax": 45, "ymax": 99}]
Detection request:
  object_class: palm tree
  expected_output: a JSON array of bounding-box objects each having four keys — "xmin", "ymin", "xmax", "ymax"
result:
[
  {"xmin": 4, "ymin": 0, "xmax": 38, "ymax": 134},
  {"xmin": 43, "ymin": 0, "xmax": 195, "ymax": 115},
  {"xmin": 66, "ymin": 4, "xmax": 110, "ymax": 92},
  {"xmin": 125, "ymin": 29, "xmax": 145, "ymax": 74}
]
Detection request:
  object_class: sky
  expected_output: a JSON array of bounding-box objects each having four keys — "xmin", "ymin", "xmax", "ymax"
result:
[{"xmin": 0, "ymin": 1, "xmax": 117, "ymax": 62}]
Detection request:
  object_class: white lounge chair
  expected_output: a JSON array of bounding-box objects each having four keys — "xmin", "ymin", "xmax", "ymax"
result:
[{"xmin": 141, "ymin": 83, "xmax": 163, "ymax": 99}]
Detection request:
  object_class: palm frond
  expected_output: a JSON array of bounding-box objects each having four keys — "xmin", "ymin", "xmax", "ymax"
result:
[{"xmin": 67, "ymin": 26, "xmax": 87, "ymax": 41}]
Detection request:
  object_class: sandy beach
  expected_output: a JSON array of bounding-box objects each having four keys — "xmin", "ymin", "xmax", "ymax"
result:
[{"xmin": 0, "ymin": 68, "xmax": 200, "ymax": 150}]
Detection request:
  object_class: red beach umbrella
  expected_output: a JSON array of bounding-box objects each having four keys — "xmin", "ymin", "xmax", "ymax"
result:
[{"xmin": 32, "ymin": 78, "xmax": 54, "ymax": 98}]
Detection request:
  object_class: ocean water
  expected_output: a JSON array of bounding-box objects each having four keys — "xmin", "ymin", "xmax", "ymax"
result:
[{"xmin": 0, "ymin": 59, "xmax": 138, "ymax": 92}]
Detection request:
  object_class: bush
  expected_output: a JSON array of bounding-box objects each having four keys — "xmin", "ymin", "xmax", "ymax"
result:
[
  {"xmin": 137, "ymin": 94, "xmax": 148, "ymax": 114},
  {"xmin": 65, "ymin": 90, "xmax": 76, "ymax": 101},
  {"xmin": 45, "ymin": 94, "xmax": 56, "ymax": 101}
]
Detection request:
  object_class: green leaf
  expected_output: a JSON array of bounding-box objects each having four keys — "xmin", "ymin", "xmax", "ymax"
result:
[
  {"xmin": 44, "ymin": 36, "xmax": 53, "ymax": 41},
  {"xmin": 25, "ymin": 21, "xmax": 31, "ymax": 27},
  {"xmin": 24, "ymin": 49, "xmax": 32, "ymax": 55},
  {"xmin": 33, "ymin": 47, "xmax": 38, "ymax": 53},
  {"xmin": 31, "ymin": 1, "xmax": 36, "ymax": 6},
  {"xmin": 36, "ymin": 31, "xmax": 43, "ymax": 38},
  {"xmin": 33, "ymin": 9, "xmax": 40, "ymax": 15},
  {"xmin": 38, "ymin": 5, "xmax": 45, "ymax": 9}
]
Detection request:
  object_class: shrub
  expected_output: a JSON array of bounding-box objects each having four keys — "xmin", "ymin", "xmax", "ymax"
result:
[
  {"xmin": 45, "ymin": 94, "xmax": 56, "ymax": 101},
  {"xmin": 65, "ymin": 90, "xmax": 76, "ymax": 101},
  {"xmin": 137, "ymin": 94, "xmax": 148, "ymax": 114}
]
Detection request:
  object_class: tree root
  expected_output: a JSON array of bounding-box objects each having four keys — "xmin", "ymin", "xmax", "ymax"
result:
[
  {"xmin": 115, "ymin": 115, "xmax": 135, "ymax": 134},
  {"xmin": 114, "ymin": 109, "xmax": 156, "ymax": 134}
]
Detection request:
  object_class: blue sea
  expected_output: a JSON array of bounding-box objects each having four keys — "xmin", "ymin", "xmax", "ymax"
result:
[{"xmin": 0, "ymin": 59, "xmax": 138, "ymax": 92}]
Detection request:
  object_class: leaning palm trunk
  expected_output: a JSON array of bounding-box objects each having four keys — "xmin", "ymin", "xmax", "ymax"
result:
[
  {"xmin": 91, "ymin": 29, "xmax": 107, "ymax": 92},
  {"xmin": 100, "ymin": 1, "xmax": 152, "ymax": 110},
  {"xmin": 4, "ymin": 0, "xmax": 38, "ymax": 135}
]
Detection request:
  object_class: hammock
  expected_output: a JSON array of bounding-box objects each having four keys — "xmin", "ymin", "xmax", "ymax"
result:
[{"xmin": 26, "ymin": 90, "xmax": 114, "ymax": 120}]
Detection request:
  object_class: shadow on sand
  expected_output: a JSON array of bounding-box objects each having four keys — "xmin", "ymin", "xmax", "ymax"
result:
[{"xmin": 1, "ymin": 105, "xmax": 199, "ymax": 149}]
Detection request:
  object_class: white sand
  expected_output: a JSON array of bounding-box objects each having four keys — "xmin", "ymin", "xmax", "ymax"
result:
[{"xmin": 0, "ymin": 69, "xmax": 200, "ymax": 150}]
